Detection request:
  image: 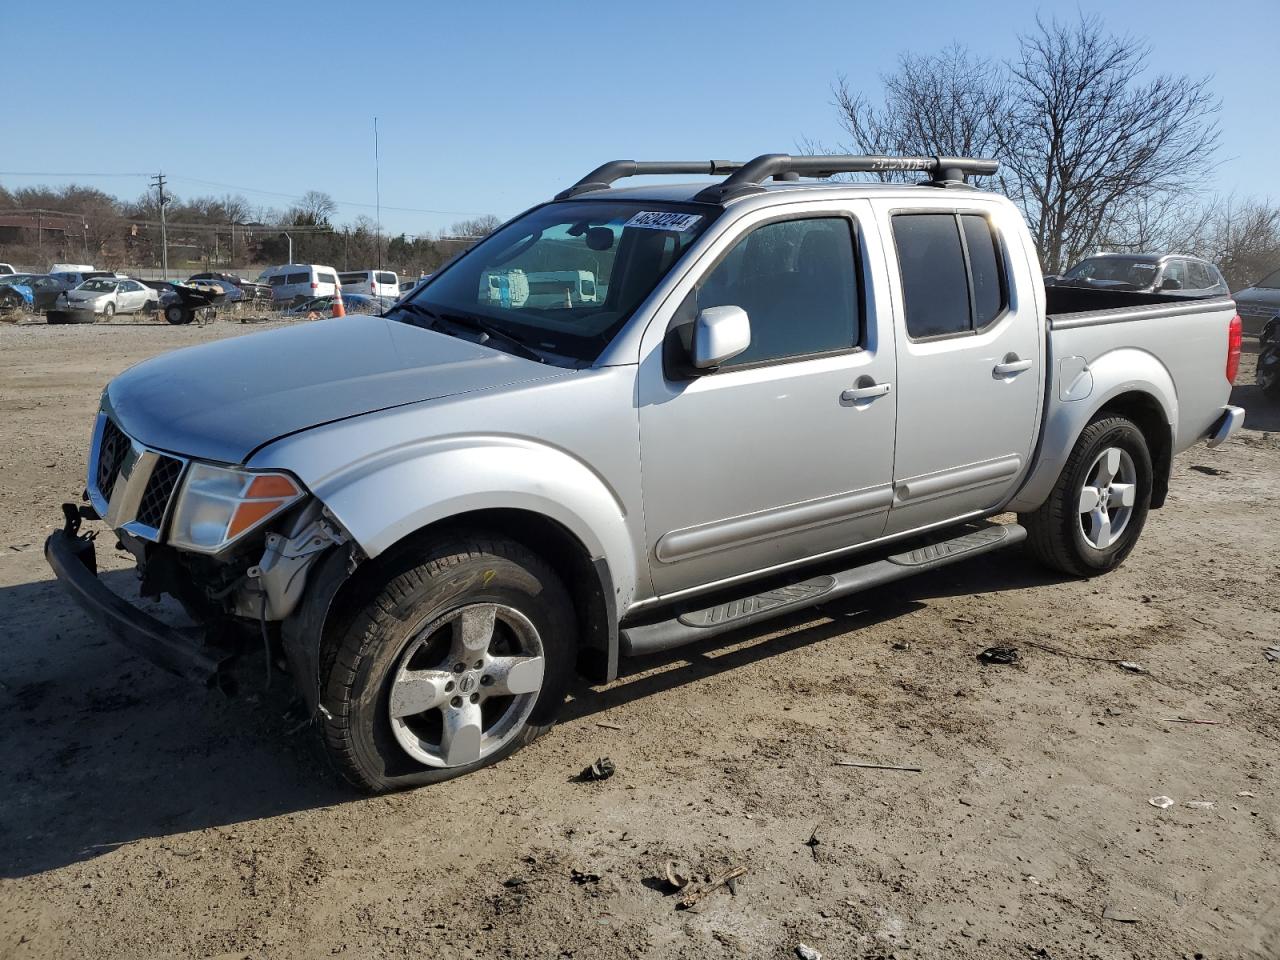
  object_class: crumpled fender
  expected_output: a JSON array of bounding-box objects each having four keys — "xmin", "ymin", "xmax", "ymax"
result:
[{"xmin": 285, "ymin": 434, "xmax": 639, "ymax": 612}]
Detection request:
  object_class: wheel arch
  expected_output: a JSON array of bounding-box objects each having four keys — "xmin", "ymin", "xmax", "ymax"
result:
[{"xmin": 1008, "ymin": 370, "xmax": 1176, "ymax": 514}]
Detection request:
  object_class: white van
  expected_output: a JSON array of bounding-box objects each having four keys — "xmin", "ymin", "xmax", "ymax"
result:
[
  {"xmin": 257, "ymin": 264, "xmax": 340, "ymax": 304},
  {"xmin": 339, "ymin": 269, "xmax": 399, "ymax": 299}
]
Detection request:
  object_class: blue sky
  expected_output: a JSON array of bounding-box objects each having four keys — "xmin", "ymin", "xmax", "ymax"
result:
[{"xmin": 3, "ymin": 0, "xmax": 1275, "ymax": 235}]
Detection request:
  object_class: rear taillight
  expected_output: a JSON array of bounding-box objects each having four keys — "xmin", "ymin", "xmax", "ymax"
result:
[
  {"xmin": 310, "ymin": 281, "xmax": 318, "ymax": 289},
  {"xmin": 1226, "ymin": 314, "xmax": 1243, "ymax": 384}
]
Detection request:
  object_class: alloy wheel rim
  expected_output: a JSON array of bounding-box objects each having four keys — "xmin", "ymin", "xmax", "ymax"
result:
[
  {"xmin": 388, "ymin": 602, "xmax": 545, "ymax": 768},
  {"xmin": 1077, "ymin": 446, "xmax": 1137, "ymax": 550}
]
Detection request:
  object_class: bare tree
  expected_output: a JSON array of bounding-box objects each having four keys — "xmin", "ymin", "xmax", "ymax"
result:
[
  {"xmin": 819, "ymin": 15, "xmax": 1221, "ymax": 274},
  {"xmin": 828, "ymin": 45, "xmax": 1010, "ymax": 183},
  {"xmin": 292, "ymin": 190, "xmax": 337, "ymax": 227},
  {"xmin": 447, "ymin": 215, "xmax": 501, "ymax": 239},
  {"xmin": 998, "ymin": 14, "xmax": 1220, "ymax": 272}
]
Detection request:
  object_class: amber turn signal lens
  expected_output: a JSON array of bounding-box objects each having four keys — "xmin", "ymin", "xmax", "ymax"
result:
[{"xmin": 245, "ymin": 474, "xmax": 301, "ymax": 499}]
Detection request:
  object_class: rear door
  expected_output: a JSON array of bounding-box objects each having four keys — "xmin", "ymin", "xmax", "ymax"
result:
[{"xmin": 875, "ymin": 199, "xmax": 1042, "ymax": 535}]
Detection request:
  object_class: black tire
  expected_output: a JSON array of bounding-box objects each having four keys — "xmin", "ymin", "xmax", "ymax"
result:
[
  {"xmin": 165, "ymin": 304, "xmax": 192, "ymax": 325},
  {"xmin": 1019, "ymin": 415, "xmax": 1153, "ymax": 577},
  {"xmin": 319, "ymin": 534, "xmax": 576, "ymax": 793},
  {"xmin": 101, "ymin": 302, "xmax": 115, "ymax": 320},
  {"xmin": 1258, "ymin": 343, "xmax": 1280, "ymax": 400}
]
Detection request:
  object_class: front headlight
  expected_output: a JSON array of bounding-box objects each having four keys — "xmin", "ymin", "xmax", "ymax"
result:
[{"xmin": 168, "ymin": 463, "xmax": 305, "ymax": 553}]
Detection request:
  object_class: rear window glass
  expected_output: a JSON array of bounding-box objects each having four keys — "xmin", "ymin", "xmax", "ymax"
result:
[
  {"xmin": 960, "ymin": 214, "xmax": 1006, "ymax": 326},
  {"xmin": 317, "ymin": 273, "xmax": 337, "ymax": 285},
  {"xmin": 893, "ymin": 214, "xmax": 970, "ymax": 338},
  {"xmin": 339, "ymin": 272, "xmax": 366, "ymax": 283},
  {"xmin": 376, "ymin": 272, "xmax": 396, "ymax": 285},
  {"xmin": 285, "ymin": 272, "xmax": 308, "ymax": 284}
]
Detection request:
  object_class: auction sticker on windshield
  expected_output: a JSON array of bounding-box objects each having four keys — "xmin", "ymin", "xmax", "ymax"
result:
[{"xmin": 624, "ymin": 211, "xmax": 703, "ymax": 232}]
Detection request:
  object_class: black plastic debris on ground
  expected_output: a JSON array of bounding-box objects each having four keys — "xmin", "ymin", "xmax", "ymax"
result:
[
  {"xmin": 977, "ymin": 646, "xmax": 1019, "ymax": 666},
  {"xmin": 574, "ymin": 757, "xmax": 616, "ymax": 782}
]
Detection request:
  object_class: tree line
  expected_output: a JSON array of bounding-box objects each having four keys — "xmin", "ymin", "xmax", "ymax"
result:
[
  {"xmin": 0, "ymin": 182, "xmax": 500, "ymax": 279},
  {"xmin": 817, "ymin": 14, "xmax": 1279, "ymax": 289}
]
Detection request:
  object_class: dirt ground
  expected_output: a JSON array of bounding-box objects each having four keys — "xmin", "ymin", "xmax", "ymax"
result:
[{"xmin": 0, "ymin": 315, "xmax": 1277, "ymax": 960}]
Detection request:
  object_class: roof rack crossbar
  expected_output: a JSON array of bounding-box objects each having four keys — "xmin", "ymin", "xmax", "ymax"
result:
[
  {"xmin": 693, "ymin": 154, "xmax": 1000, "ymax": 203},
  {"xmin": 555, "ymin": 160, "xmax": 746, "ymax": 200}
]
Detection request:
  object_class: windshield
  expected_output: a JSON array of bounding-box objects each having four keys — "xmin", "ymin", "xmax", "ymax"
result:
[
  {"xmin": 0, "ymin": 274, "xmax": 33, "ymax": 285},
  {"xmin": 396, "ymin": 200, "xmax": 716, "ymax": 361},
  {"xmin": 78, "ymin": 279, "xmax": 117, "ymax": 292},
  {"xmin": 1255, "ymin": 268, "xmax": 1280, "ymax": 289},
  {"xmin": 1063, "ymin": 256, "xmax": 1159, "ymax": 287}
]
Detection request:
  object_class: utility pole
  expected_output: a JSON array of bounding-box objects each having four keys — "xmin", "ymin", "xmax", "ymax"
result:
[
  {"xmin": 373, "ymin": 116, "xmax": 382, "ymax": 273},
  {"xmin": 150, "ymin": 172, "xmax": 169, "ymax": 279}
]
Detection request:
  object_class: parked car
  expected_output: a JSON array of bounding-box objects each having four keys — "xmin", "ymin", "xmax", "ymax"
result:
[
  {"xmin": 188, "ymin": 272, "xmax": 271, "ymax": 304},
  {"xmin": 257, "ymin": 264, "xmax": 340, "ymax": 304},
  {"xmin": 1229, "ymin": 266, "xmax": 1280, "ymax": 336},
  {"xmin": 284, "ymin": 292, "xmax": 395, "ymax": 317},
  {"xmin": 5, "ymin": 274, "xmax": 69, "ymax": 312},
  {"xmin": 1048, "ymin": 253, "xmax": 1228, "ymax": 298},
  {"xmin": 49, "ymin": 262, "xmax": 96, "ymax": 274},
  {"xmin": 184, "ymin": 278, "xmax": 244, "ymax": 303},
  {"xmin": 50, "ymin": 277, "xmax": 157, "ymax": 323},
  {"xmin": 399, "ymin": 276, "xmax": 430, "ymax": 294},
  {"xmin": 0, "ymin": 273, "xmax": 36, "ymax": 313},
  {"xmin": 0, "ymin": 262, "xmax": 15, "ymax": 275},
  {"xmin": 45, "ymin": 152, "xmax": 1243, "ymax": 792},
  {"xmin": 339, "ymin": 269, "xmax": 400, "ymax": 299},
  {"xmin": 48, "ymin": 270, "xmax": 115, "ymax": 293}
]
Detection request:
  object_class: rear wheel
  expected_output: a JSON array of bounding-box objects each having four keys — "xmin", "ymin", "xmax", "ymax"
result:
[
  {"xmin": 165, "ymin": 304, "xmax": 192, "ymax": 325},
  {"xmin": 1258, "ymin": 336, "xmax": 1280, "ymax": 399},
  {"xmin": 319, "ymin": 535, "xmax": 576, "ymax": 792},
  {"xmin": 1020, "ymin": 415, "xmax": 1152, "ymax": 577}
]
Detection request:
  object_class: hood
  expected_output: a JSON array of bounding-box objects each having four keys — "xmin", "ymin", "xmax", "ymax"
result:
[
  {"xmin": 69, "ymin": 289, "xmax": 111, "ymax": 301},
  {"xmin": 107, "ymin": 313, "xmax": 570, "ymax": 464}
]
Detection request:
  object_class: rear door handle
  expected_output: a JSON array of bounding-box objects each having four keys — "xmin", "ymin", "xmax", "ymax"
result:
[
  {"xmin": 992, "ymin": 356, "xmax": 1033, "ymax": 377},
  {"xmin": 842, "ymin": 381, "xmax": 892, "ymax": 402}
]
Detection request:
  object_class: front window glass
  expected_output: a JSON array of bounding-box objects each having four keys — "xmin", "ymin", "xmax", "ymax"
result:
[
  {"xmin": 398, "ymin": 200, "xmax": 715, "ymax": 361},
  {"xmin": 698, "ymin": 217, "xmax": 859, "ymax": 366}
]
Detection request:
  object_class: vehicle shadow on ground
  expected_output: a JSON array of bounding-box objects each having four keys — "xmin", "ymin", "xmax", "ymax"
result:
[
  {"xmin": 0, "ymin": 550, "xmax": 1061, "ymax": 878},
  {"xmin": 1231, "ymin": 380, "xmax": 1280, "ymax": 432},
  {"xmin": 564, "ymin": 548, "xmax": 1066, "ymax": 722},
  {"xmin": 0, "ymin": 570, "xmax": 344, "ymax": 879}
]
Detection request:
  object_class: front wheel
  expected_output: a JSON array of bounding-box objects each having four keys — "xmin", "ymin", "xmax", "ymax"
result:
[
  {"xmin": 101, "ymin": 302, "xmax": 115, "ymax": 320},
  {"xmin": 319, "ymin": 535, "xmax": 576, "ymax": 792},
  {"xmin": 1020, "ymin": 415, "xmax": 1153, "ymax": 577}
]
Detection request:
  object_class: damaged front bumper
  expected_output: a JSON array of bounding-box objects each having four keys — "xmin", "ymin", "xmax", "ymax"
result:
[{"xmin": 44, "ymin": 505, "xmax": 228, "ymax": 688}]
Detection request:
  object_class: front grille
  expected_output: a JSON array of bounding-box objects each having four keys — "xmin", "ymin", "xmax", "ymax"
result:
[
  {"xmin": 96, "ymin": 418, "xmax": 130, "ymax": 496},
  {"xmin": 136, "ymin": 455, "xmax": 183, "ymax": 529}
]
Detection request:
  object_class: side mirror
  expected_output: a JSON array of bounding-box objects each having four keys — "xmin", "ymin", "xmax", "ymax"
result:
[
  {"xmin": 1160, "ymin": 277, "xmax": 1182, "ymax": 291},
  {"xmin": 691, "ymin": 305, "xmax": 750, "ymax": 370}
]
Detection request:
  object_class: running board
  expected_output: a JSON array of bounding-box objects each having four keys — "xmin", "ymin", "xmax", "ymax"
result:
[{"xmin": 620, "ymin": 522, "xmax": 1026, "ymax": 657}]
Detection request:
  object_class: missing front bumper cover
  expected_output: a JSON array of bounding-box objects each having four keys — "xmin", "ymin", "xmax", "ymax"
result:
[{"xmin": 45, "ymin": 506, "xmax": 229, "ymax": 688}]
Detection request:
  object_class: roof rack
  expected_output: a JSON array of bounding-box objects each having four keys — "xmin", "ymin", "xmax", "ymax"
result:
[
  {"xmin": 555, "ymin": 161, "xmax": 746, "ymax": 200},
  {"xmin": 554, "ymin": 153, "xmax": 1000, "ymax": 204}
]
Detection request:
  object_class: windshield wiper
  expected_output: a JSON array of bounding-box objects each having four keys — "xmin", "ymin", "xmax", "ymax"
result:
[
  {"xmin": 387, "ymin": 301, "xmax": 547, "ymax": 363},
  {"xmin": 434, "ymin": 311, "xmax": 548, "ymax": 363}
]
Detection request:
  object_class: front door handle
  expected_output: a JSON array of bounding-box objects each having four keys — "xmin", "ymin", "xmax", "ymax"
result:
[
  {"xmin": 842, "ymin": 381, "xmax": 892, "ymax": 402},
  {"xmin": 993, "ymin": 355, "xmax": 1033, "ymax": 378}
]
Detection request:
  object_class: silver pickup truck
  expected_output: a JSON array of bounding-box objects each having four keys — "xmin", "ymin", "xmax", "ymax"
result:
[{"xmin": 46, "ymin": 154, "xmax": 1246, "ymax": 792}]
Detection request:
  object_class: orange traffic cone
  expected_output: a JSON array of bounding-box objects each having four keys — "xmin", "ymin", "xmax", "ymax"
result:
[{"xmin": 331, "ymin": 283, "xmax": 346, "ymax": 318}]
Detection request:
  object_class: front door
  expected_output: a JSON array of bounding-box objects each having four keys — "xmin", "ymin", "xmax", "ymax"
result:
[
  {"xmin": 878, "ymin": 202, "xmax": 1042, "ymax": 534},
  {"xmin": 638, "ymin": 202, "xmax": 897, "ymax": 598}
]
